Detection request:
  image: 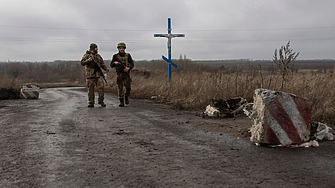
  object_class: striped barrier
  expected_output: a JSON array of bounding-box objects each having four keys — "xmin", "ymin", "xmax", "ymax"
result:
[
  {"xmin": 20, "ymin": 84, "xmax": 40, "ymax": 99},
  {"xmin": 249, "ymin": 89, "xmax": 312, "ymax": 145}
]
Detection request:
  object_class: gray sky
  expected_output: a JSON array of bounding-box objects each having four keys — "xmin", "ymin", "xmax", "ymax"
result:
[{"xmin": 1, "ymin": 0, "xmax": 334, "ymax": 61}]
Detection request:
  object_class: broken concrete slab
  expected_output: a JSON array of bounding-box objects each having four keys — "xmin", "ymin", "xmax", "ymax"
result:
[{"xmin": 249, "ymin": 89, "xmax": 312, "ymax": 145}]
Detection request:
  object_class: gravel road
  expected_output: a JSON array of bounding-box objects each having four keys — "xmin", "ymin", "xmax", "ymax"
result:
[{"xmin": 1, "ymin": 87, "xmax": 334, "ymax": 188}]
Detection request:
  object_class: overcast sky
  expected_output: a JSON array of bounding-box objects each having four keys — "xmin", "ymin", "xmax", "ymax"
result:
[{"xmin": 1, "ymin": 0, "xmax": 334, "ymax": 62}]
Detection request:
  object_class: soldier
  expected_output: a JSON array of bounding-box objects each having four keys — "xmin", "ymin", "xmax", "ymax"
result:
[
  {"xmin": 110, "ymin": 42, "xmax": 134, "ymax": 107},
  {"xmin": 80, "ymin": 43, "xmax": 110, "ymax": 107}
]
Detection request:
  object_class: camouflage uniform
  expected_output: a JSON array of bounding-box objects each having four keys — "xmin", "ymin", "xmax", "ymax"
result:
[
  {"xmin": 80, "ymin": 43, "xmax": 109, "ymax": 107},
  {"xmin": 110, "ymin": 43, "xmax": 134, "ymax": 106}
]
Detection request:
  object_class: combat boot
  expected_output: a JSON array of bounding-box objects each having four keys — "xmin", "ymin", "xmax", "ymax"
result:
[
  {"xmin": 125, "ymin": 96, "xmax": 129, "ymax": 105},
  {"xmin": 119, "ymin": 98, "xmax": 124, "ymax": 107},
  {"xmin": 99, "ymin": 101, "xmax": 106, "ymax": 107},
  {"xmin": 88, "ymin": 104, "xmax": 94, "ymax": 108}
]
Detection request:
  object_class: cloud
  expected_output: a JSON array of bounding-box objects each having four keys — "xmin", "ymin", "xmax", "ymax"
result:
[{"xmin": 0, "ymin": 0, "xmax": 334, "ymax": 61}]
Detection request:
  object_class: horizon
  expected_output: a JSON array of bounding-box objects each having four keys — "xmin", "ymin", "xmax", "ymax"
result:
[{"xmin": 2, "ymin": 58, "xmax": 335, "ymax": 63}]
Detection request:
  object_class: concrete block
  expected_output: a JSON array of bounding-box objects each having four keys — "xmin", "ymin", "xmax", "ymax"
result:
[
  {"xmin": 249, "ymin": 89, "xmax": 312, "ymax": 145},
  {"xmin": 20, "ymin": 84, "xmax": 40, "ymax": 99}
]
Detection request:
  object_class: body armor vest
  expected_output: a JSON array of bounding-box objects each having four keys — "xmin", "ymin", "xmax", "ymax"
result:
[{"xmin": 117, "ymin": 53, "xmax": 129, "ymax": 67}]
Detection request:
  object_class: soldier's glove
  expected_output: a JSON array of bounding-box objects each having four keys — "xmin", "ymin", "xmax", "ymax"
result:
[{"xmin": 86, "ymin": 57, "xmax": 94, "ymax": 66}]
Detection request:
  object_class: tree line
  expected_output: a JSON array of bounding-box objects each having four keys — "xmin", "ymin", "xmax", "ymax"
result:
[
  {"xmin": 1, "ymin": 55, "xmax": 334, "ymax": 85},
  {"xmin": 0, "ymin": 60, "xmax": 85, "ymax": 83}
]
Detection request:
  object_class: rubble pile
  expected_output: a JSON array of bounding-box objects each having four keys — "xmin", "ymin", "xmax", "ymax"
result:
[{"xmin": 203, "ymin": 97, "xmax": 249, "ymax": 118}]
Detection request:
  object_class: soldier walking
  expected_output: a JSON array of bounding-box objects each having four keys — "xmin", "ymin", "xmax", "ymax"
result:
[
  {"xmin": 80, "ymin": 43, "xmax": 110, "ymax": 107},
  {"xmin": 110, "ymin": 42, "xmax": 134, "ymax": 107}
]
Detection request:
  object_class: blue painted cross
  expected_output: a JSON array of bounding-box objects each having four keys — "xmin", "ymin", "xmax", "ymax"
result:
[{"xmin": 154, "ymin": 18, "xmax": 185, "ymax": 82}]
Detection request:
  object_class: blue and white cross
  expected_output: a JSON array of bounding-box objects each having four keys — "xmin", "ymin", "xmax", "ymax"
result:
[{"xmin": 154, "ymin": 18, "xmax": 185, "ymax": 82}]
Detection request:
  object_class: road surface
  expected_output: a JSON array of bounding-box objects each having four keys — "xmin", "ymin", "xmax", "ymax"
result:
[{"xmin": 0, "ymin": 87, "xmax": 334, "ymax": 187}]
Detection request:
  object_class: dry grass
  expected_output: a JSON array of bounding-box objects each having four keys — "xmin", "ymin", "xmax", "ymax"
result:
[
  {"xmin": 0, "ymin": 75, "xmax": 25, "ymax": 91},
  {"xmin": 2, "ymin": 62, "xmax": 335, "ymax": 125}
]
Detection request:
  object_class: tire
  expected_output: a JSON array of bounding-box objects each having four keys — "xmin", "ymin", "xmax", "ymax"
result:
[
  {"xmin": 0, "ymin": 88, "xmax": 18, "ymax": 99},
  {"xmin": 0, "ymin": 88, "xmax": 10, "ymax": 100}
]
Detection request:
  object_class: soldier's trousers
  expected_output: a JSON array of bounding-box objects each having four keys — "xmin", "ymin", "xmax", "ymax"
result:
[
  {"xmin": 86, "ymin": 77, "xmax": 104, "ymax": 104},
  {"xmin": 117, "ymin": 73, "xmax": 131, "ymax": 99}
]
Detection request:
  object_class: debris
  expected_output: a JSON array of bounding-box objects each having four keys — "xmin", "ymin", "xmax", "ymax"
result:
[
  {"xmin": 248, "ymin": 89, "xmax": 312, "ymax": 145},
  {"xmin": 151, "ymin": 95, "xmax": 158, "ymax": 99},
  {"xmin": 263, "ymin": 140, "xmax": 320, "ymax": 148},
  {"xmin": 45, "ymin": 130, "xmax": 56, "ymax": 134},
  {"xmin": 203, "ymin": 97, "xmax": 250, "ymax": 118},
  {"xmin": 299, "ymin": 140, "xmax": 319, "ymax": 148},
  {"xmin": 311, "ymin": 122, "xmax": 333, "ymax": 141},
  {"xmin": 204, "ymin": 105, "xmax": 220, "ymax": 117},
  {"xmin": 242, "ymin": 103, "xmax": 254, "ymax": 117}
]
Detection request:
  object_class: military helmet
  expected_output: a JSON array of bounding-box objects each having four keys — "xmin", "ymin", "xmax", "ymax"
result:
[
  {"xmin": 90, "ymin": 43, "xmax": 98, "ymax": 50},
  {"xmin": 117, "ymin": 42, "xmax": 126, "ymax": 49}
]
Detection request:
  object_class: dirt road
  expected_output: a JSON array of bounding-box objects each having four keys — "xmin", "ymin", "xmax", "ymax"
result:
[{"xmin": 1, "ymin": 87, "xmax": 334, "ymax": 187}]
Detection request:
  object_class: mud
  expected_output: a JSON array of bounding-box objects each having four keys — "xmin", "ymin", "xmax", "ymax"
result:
[{"xmin": 0, "ymin": 87, "xmax": 335, "ymax": 187}]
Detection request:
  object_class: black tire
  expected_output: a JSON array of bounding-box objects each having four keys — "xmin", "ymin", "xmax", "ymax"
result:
[
  {"xmin": 0, "ymin": 88, "xmax": 18, "ymax": 99},
  {"xmin": 0, "ymin": 88, "xmax": 10, "ymax": 100},
  {"xmin": 9, "ymin": 89, "xmax": 18, "ymax": 99}
]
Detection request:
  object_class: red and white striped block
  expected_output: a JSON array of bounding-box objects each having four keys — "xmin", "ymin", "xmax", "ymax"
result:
[
  {"xmin": 249, "ymin": 89, "xmax": 312, "ymax": 145},
  {"xmin": 20, "ymin": 84, "xmax": 40, "ymax": 99}
]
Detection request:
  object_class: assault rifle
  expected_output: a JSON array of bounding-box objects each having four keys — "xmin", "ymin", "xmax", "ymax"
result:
[
  {"xmin": 90, "ymin": 56, "xmax": 107, "ymax": 83},
  {"xmin": 118, "ymin": 61, "xmax": 132, "ymax": 82}
]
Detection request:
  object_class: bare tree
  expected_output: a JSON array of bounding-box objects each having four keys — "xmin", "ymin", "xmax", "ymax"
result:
[
  {"xmin": 273, "ymin": 41, "xmax": 299, "ymax": 90},
  {"xmin": 7, "ymin": 62, "xmax": 24, "ymax": 79}
]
